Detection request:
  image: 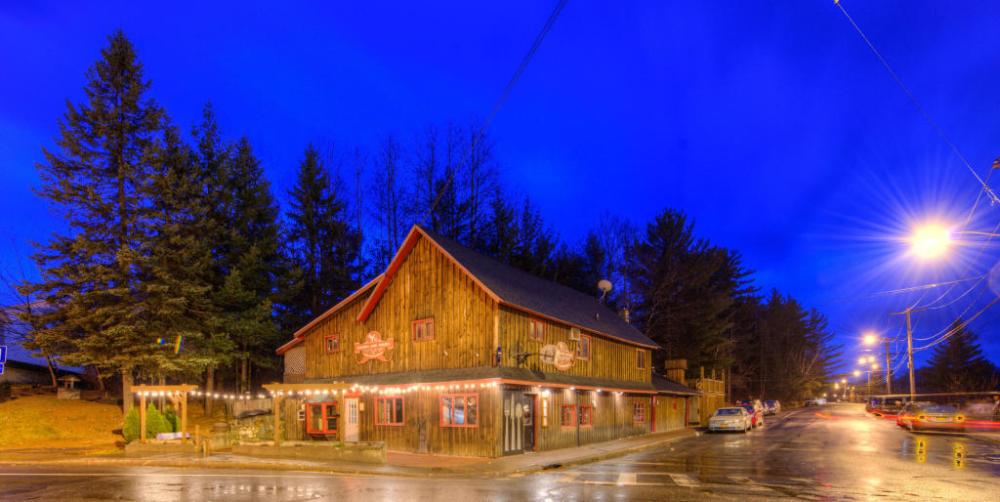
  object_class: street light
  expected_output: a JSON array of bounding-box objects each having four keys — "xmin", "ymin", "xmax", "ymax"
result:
[
  {"xmin": 909, "ymin": 224, "xmax": 952, "ymax": 260},
  {"xmin": 853, "ymin": 370, "xmax": 861, "ymax": 377},
  {"xmin": 863, "ymin": 332, "xmax": 877, "ymax": 345}
]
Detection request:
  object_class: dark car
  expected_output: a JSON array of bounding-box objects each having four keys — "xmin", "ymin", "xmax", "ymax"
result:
[
  {"xmin": 898, "ymin": 403, "xmax": 965, "ymax": 432},
  {"xmin": 764, "ymin": 400, "xmax": 781, "ymax": 415}
]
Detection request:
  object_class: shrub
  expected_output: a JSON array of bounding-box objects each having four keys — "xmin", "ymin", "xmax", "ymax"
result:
[
  {"xmin": 163, "ymin": 408, "xmax": 178, "ymax": 433},
  {"xmin": 121, "ymin": 403, "xmax": 173, "ymax": 443}
]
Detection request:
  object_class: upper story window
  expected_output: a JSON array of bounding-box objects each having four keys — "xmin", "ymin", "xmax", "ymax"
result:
[
  {"xmin": 412, "ymin": 318, "xmax": 434, "ymax": 342},
  {"xmin": 324, "ymin": 334, "xmax": 340, "ymax": 354},
  {"xmin": 636, "ymin": 349, "xmax": 647, "ymax": 369},
  {"xmin": 576, "ymin": 334, "xmax": 591, "ymax": 360},
  {"xmin": 529, "ymin": 319, "xmax": 545, "ymax": 341}
]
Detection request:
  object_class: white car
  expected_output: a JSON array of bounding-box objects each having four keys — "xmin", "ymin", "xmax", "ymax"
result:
[{"xmin": 708, "ymin": 407, "xmax": 752, "ymax": 433}]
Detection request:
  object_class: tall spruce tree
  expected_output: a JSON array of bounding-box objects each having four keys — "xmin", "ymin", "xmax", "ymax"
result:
[
  {"xmin": 141, "ymin": 122, "xmax": 233, "ymax": 380},
  {"xmin": 285, "ymin": 144, "xmax": 363, "ymax": 330},
  {"xmin": 24, "ymin": 31, "xmax": 163, "ymax": 411},
  {"xmin": 215, "ymin": 137, "xmax": 284, "ymax": 393}
]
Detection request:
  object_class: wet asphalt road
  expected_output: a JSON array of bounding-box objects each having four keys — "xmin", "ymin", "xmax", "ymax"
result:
[{"xmin": 0, "ymin": 403, "xmax": 997, "ymax": 501}]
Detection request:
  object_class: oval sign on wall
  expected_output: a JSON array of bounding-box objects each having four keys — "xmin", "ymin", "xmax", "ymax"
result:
[
  {"xmin": 354, "ymin": 331, "xmax": 395, "ymax": 364},
  {"xmin": 540, "ymin": 342, "xmax": 575, "ymax": 371}
]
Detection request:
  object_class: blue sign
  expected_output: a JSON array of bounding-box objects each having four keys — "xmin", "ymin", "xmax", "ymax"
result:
[
  {"xmin": 0, "ymin": 345, "xmax": 6, "ymax": 363},
  {"xmin": 0, "ymin": 363, "xmax": 4, "ymax": 375}
]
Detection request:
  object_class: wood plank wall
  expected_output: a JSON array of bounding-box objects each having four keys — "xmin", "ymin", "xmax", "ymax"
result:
[
  {"xmin": 653, "ymin": 396, "xmax": 687, "ymax": 432},
  {"xmin": 303, "ymin": 237, "xmax": 498, "ymax": 379},
  {"xmin": 498, "ymin": 307, "xmax": 650, "ymax": 383},
  {"xmin": 535, "ymin": 389, "xmax": 650, "ymax": 450}
]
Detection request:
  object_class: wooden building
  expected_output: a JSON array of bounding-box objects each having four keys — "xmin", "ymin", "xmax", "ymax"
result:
[{"xmin": 275, "ymin": 224, "xmax": 698, "ymax": 457}]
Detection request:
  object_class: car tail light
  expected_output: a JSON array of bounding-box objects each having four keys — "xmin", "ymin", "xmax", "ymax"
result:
[
  {"xmin": 955, "ymin": 415, "xmax": 965, "ymax": 422},
  {"xmin": 917, "ymin": 415, "xmax": 926, "ymax": 421}
]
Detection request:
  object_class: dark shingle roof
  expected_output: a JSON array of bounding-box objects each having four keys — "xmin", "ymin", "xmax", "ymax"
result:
[
  {"xmin": 651, "ymin": 374, "xmax": 699, "ymax": 395},
  {"xmin": 418, "ymin": 225, "xmax": 659, "ymax": 349}
]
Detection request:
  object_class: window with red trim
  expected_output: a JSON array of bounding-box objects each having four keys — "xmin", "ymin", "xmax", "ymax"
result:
[
  {"xmin": 576, "ymin": 334, "xmax": 591, "ymax": 360},
  {"xmin": 440, "ymin": 394, "xmax": 478, "ymax": 427},
  {"xmin": 579, "ymin": 405, "xmax": 593, "ymax": 426},
  {"xmin": 633, "ymin": 402, "xmax": 647, "ymax": 424},
  {"xmin": 636, "ymin": 349, "xmax": 647, "ymax": 369},
  {"xmin": 561, "ymin": 405, "xmax": 577, "ymax": 427},
  {"xmin": 412, "ymin": 318, "xmax": 434, "ymax": 342},
  {"xmin": 376, "ymin": 397, "xmax": 404, "ymax": 426},
  {"xmin": 529, "ymin": 319, "xmax": 544, "ymax": 341},
  {"xmin": 306, "ymin": 402, "xmax": 339, "ymax": 434},
  {"xmin": 324, "ymin": 334, "xmax": 340, "ymax": 354}
]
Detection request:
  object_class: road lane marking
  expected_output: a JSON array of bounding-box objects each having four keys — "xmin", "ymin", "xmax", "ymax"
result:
[
  {"xmin": 558, "ymin": 472, "xmax": 579, "ymax": 483},
  {"xmin": 667, "ymin": 472, "xmax": 699, "ymax": 488},
  {"xmin": 727, "ymin": 475, "xmax": 775, "ymax": 493},
  {"xmin": 616, "ymin": 473, "xmax": 637, "ymax": 486}
]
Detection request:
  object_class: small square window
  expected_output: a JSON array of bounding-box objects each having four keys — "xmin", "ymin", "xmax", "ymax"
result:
[
  {"xmin": 561, "ymin": 405, "xmax": 576, "ymax": 427},
  {"xmin": 633, "ymin": 402, "xmax": 646, "ymax": 424},
  {"xmin": 412, "ymin": 318, "xmax": 435, "ymax": 342},
  {"xmin": 324, "ymin": 334, "xmax": 340, "ymax": 354},
  {"xmin": 579, "ymin": 405, "xmax": 593, "ymax": 427},
  {"xmin": 529, "ymin": 319, "xmax": 544, "ymax": 341}
]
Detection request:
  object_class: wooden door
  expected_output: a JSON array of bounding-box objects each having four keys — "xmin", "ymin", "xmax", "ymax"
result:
[
  {"xmin": 344, "ymin": 397, "xmax": 359, "ymax": 442},
  {"xmin": 502, "ymin": 388, "xmax": 533, "ymax": 455}
]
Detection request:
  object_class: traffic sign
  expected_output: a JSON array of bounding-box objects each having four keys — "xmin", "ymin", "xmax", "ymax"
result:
[{"xmin": 0, "ymin": 345, "xmax": 6, "ymax": 363}]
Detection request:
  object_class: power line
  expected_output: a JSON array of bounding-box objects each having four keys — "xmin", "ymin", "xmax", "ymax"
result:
[
  {"xmin": 427, "ymin": 0, "xmax": 570, "ymax": 218},
  {"xmin": 833, "ymin": 0, "xmax": 999, "ymax": 205},
  {"xmin": 912, "ymin": 296, "xmax": 1000, "ymax": 351}
]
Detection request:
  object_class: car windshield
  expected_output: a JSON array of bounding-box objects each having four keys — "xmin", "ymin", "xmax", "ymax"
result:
[
  {"xmin": 715, "ymin": 408, "xmax": 742, "ymax": 416},
  {"xmin": 742, "ymin": 405, "xmax": 754, "ymax": 412}
]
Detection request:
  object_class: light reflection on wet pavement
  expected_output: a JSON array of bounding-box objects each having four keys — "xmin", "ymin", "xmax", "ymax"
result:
[{"xmin": 0, "ymin": 403, "xmax": 996, "ymax": 501}]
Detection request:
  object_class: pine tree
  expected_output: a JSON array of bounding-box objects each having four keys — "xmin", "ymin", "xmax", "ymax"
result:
[
  {"xmin": 141, "ymin": 122, "xmax": 233, "ymax": 380},
  {"xmin": 24, "ymin": 31, "xmax": 163, "ymax": 412},
  {"xmin": 285, "ymin": 144, "xmax": 363, "ymax": 330},
  {"xmin": 214, "ymin": 137, "xmax": 284, "ymax": 393},
  {"xmin": 370, "ymin": 135, "xmax": 409, "ymax": 270},
  {"xmin": 923, "ymin": 321, "xmax": 998, "ymax": 393}
]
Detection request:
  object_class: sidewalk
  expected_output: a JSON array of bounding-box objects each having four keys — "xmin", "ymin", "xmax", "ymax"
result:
[{"xmin": 0, "ymin": 428, "xmax": 698, "ymax": 478}]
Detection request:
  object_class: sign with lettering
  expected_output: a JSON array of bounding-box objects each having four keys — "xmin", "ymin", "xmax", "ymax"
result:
[
  {"xmin": 354, "ymin": 331, "xmax": 395, "ymax": 364},
  {"xmin": 539, "ymin": 342, "xmax": 575, "ymax": 371},
  {"xmin": 0, "ymin": 345, "xmax": 5, "ymax": 374}
]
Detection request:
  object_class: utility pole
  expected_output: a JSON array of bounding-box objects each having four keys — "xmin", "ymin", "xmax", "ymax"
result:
[
  {"xmin": 892, "ymin": 307, "xmax": 917, "ymax": 403},
  {"xmin": 905, "ymin": 308, "xmax": 915, "ymax": 402},
  {"xmin": 884, "ymin": 338, "xmax": 892, "ymax": 394}
]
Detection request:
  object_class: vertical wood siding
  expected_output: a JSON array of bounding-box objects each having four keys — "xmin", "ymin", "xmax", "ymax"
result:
[
  {"xmin": 303, "ymin": 237, "xmax": 498, "ymax": 379},
  {"xmin": 653, "ymin": 396, "xmax": 687, "ymax": 432},
  {"xmin": 534, "ymin": 389, "xmax": 650, "ymax": 450},
  {"xmin": 498, "ymin": 307, "xmax": 650, "ymax": 383}
]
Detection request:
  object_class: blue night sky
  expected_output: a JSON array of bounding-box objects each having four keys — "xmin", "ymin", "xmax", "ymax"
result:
[{"xmin": 1, "ymin": 1, "xmax": 999, "ymax": 370}]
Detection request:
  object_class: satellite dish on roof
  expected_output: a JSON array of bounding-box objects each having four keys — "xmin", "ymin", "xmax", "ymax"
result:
[
  {"xmin": 597, "ymin": 279, "xmax": 612, "ymax": 303},
  {"xmin": 597, "ymin": 279, "xmax": 612, "ymax": 293}
]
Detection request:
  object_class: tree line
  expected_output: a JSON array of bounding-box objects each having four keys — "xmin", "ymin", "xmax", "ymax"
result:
[{"xmin": 12, "ymin": 31, "xmax": 845, "ymax": 411}]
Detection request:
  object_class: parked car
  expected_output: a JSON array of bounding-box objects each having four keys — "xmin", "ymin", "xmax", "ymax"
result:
[
  {"xmin": 764, "ymin": 400, "xmax": 781, "ymax": 415},
  {"xmin": 741, "ymin": 403, "xmax": 764, "ymax": 428},
  {"xmin": 804, "ymin": 397, "xmax": 827, "ymax": 407},
  {"xmin": 896, "ymin": 402, "xmax": 932, "ymax": 428},
  {"xmin": 708, "ymin": 407, "xmax": 752, "ymax": 433},
  {"xmin": 898, "ymin": 403, "xmax": 966, "ymax": 432}
]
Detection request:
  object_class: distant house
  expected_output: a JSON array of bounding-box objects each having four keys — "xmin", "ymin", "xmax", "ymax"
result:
[
  {"xmin": 275, "ymin": 224, "xmax": 698, "ymax": 457},
  {"xmin": 1, "ymin": 303, "xmax": 81, "ymax": 386}
]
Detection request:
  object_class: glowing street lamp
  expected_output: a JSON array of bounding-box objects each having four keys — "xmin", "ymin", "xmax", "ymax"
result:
[
  {"xmin": 863, "ymin": 332, "xmax": 877, "ymax": 346},
  {"xmin": 858, "ymin": 356, "xmax": 867, "ymax": 365},
  {"xmin": 840, "ymin": 378, "xmax": 847, "ymax": 384},
  {"xmin": 853, "ymin": 370, "xmax": 861, "ymax": 377},
  {"xmin": 909, "ymin": 224, "xmax": 952, "ymax": 260}
]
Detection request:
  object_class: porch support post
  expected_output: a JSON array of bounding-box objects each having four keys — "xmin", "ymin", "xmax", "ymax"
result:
[
  {"xmin": 273, "ymin": 394, "xmax": 282, "ymax": 446},
  {"xmin": 181, "ymin": 392, "xmax": 188, "ymax": 444},
  {"xmin": 139, "ymin": 393, "xmax": 147, "ymax": 444}
]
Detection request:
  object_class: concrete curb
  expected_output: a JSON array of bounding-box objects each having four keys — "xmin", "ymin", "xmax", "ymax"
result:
[{"xmin": 0, "ymin": 429, "xmax": 699, "ymax": 479}]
